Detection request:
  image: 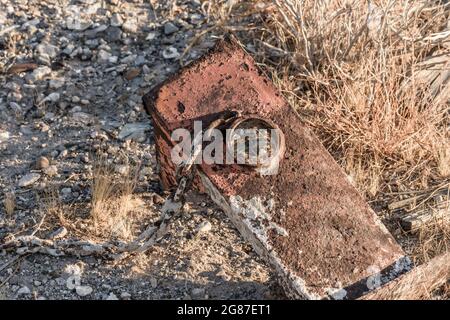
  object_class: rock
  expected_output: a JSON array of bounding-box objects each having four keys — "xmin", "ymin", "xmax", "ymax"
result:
[
  {"xmin": 66, "ymin": 275, "xmax": 81, "ymax": 290},
  {"xmin": 61, "ymin": 187, "xmax": 72, "ymax": 196},
  {"xmin": 191, "ymin": 288, "xmax": 205, "ymax": 299},
  {"xmin": 72, "ymin": 112, "xmax": 92, "ymax": 124},
  {"xmin": 121, "ymin": 54, "xmax": 137, "ymax": 64},
  {"xmin": 146, "ymin": 32, "xmax": 156, "ymax": 41},
  {"xmin": 42, "ymin": 92, "xmax": 60, "ymax": 103},
  {"xmin": 122, "ymin": 18, "xmax": 138, "ymax": 33},
  {"xmin": 35, "ymin": 156, "xmax": 50, "ymax": 170},
  {"xmin": 124, "ymin": 68, "xmax": 140, "ymax": 80},
  {"xmin": 118, "ymin": 123, "xmax": 150, "ymax": 142},
  {"xmin": 76, "ymin": 285, "xmax": 93, "ymax": 297},
  {"xmin": 196, "ymin": 221, "xmax": 212, "ymax": 233},
  {"xmin": 120, "ymin": 292, "xmax": 131, "ymax": 299},
  {"xmin": 97, "ymin": 49, "xmax": 113, "ymax": 63},
  {"xmin": 150, "ymin": 278, "xmax": 157, "ymax": 289},
  {"xmin": 162, "ymin": 47, "xmax": 180, "ymax": 59},
  {"xmin": 18, "ymin": 173, "xmax": 41, "ymax": 187},
  {"xmin": 49, "ymin": 226, "xmax": 68, "ymax": 240},
  {"xmin": 17, "ymin": 286, "xmax": 31, "ymax": 296},
  {"xmin": 105, "ymin": 26, "xmax": 122, "ymax": 42},
  {"xmin": 66, "ymin": 17, "xmax": 91, "ymax": 31},
  {"xmin": 106, "ymin": 292, "xmax": 118, "ymax": 300},
  {"xmin": 36, "ymin": 43, "xmax": 59, "ymax": 59},
  {"xmin": 43, "ymin": 165, "xmax": 58, "ymax": 177},
  {"xmin": 164, "ymin": 22, "xmax": 179, "ymax": 35},
  {"xmin": 49, "ymin": 78, "xmax": 65, "ymax": 89},
  {"xmin": 110, "ymin": 13, "xmax": 123, "ymax": 27},
  {"xmin": 152, "ymin": 193, "xmax": 165, "ymax": 205},
  {"xmin": 29, "ymin": 66, "xmax": 52, "ymax": 81},
  {"xmin": 0, "ymin": 131, "xmax": 10, "ymax": 143}
]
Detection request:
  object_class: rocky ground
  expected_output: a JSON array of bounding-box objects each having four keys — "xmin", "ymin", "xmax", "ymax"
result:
[{"xmin": 0, "ymin": 0, "xmax": 278, "ymax": 300}]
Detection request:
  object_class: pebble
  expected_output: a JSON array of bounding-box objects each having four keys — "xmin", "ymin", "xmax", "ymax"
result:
[
  {"xmin": 66, "ymin": 275, "xmax": 81, "ymax": 290},
  {"xmin": 29, "ymin": 66, "xmax": 52, "ymax": 81},
  {"xmin": 120, "ymin": 292, "xmax": 131, "ymax": 299},
  {"xmin": 196, "ymin": 221, "xmax": 212, "ymax": 233},
  {"xmin": 110, "ymin": 13, "xmax": 123, "ymax": 27},
  {"xmin": 76, "ymin": 285, "xmax": 93, "ymax": 297},
  {"xmin": 42, "ymin": 92, "xmax": 60, "ymax": 103},
  {"xmin": 0, "ymin": 131, "xmax": 10, "ymax": 143},
  {"xmin": 164, "ymin": 22, "xmax": 179, "ymax": 35},
  {"xmin": 106, "ymin": 292, "xmax": 119, "ymax": 300},
  {"xmin": 150, "ymin": 277, "xmax": 158, "ymax": 289},
  {"xmin": 17, "ymin": 286, "xmax": 31, "ymax": 296},
  {"xmin": 162, "ymin": 47, "xmax": 180, "ymax": 59},
  {"xmin": 35, "ymin": 156, "xmax": 50, "ymax": 170},
  {"xmin": 49, "ymin": 226, "xmax": 68, "ymax": 240},
  {"xmin": 18, "ymin": 173, "xmax": 41, "ymax": 187},
  {"xmin": 49, "ymin": 78, "xmax": 65, "ymax": 89}
]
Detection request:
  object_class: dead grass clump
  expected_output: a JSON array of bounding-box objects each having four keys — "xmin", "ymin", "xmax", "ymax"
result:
[
  {"xmin": 412, "ymin": 211, "xmax": 450, "ymax": 264},
  {"xmin": 90, "ymin": 156, "xmax": 140, "ymax": 241},
  {"xmin": 3, "ymin": 192, "xmax": 15, "ymax": 216}
]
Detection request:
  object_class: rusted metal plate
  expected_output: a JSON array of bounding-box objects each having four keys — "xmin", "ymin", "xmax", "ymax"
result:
[{"xmin": 143, "ymin": 38, "xmax": 411, "ymax": 299}]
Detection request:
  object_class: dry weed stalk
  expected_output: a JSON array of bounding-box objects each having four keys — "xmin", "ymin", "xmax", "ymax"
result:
[{"xmin": 91, "ymin": 156, "xmax": 140, "ymax": 240}]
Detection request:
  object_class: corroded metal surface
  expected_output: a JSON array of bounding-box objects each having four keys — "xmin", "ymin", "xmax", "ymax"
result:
[{"xmin": 143, "ymin": 38, "xmax": 410, "ymax": 299}]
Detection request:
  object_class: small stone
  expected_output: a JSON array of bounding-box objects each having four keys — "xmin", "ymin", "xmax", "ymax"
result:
[
  {"xmin": 164, "ymin": 22, "xmax": 179, "ymax": 35},
  {"xmin": 61, "ymin": 187, "xmax": 72, "ymax": 196},
  {"xmin": 35, "ymin": 156, "xmax": 50, "ymax": 170},
  {"xmin": 97, "ymin": 49, "xmax": 113, "ymax": 64},
  {"xmin": 152, "ymin": 193, "xmax": 165, "ymax": 205},
  {"xmin": 49, "ymin": 78, "xmax": 65, "ymax": 89},
  {"xmin": 145, "ymin": 32, "xmax": 156, "ymax": 41},
  {"xmin": 66, "ymin": 275, "xmax": 81, "ymax": 290},
  {"xmin": 118, "ymin": 123, "xmax": 150, "ymax": 142},
  {"xmin": 105, "ymin": 26, "xmax": 122, "ymax": 42},
  {"xmin": 42, "ymin": 92, "xmax": 60, "ymax": 103},
  {"xmin": 76, "ymin": 285, "xmax": 93, "ymax": 297},
  {"xmin": 162, "ymin": 47, "xmax": 180, "ymax": 59},
  {"xmin": 191, "ymin": 288, "xmax": 205, "ymax": 299},
  {"xmin": 120, "ymin": 292, "xmax": 131, "ymax": 299},
  {"xmin": 18, "ymin": 173, "xmax": 41, "ymax": 187},
  {"xmin": 150, "ymin": 278, "xmax": 158, "ymax": 289},
  {"xmin": 106, "ymin": 292, "xmax": 118, "ymax": 300},
  {"xmin": 29, "ymin": 66, "xmax": 52, "ymax": 81},
  {"xmin": 17, "ymin": 286, "xmax": 31, "ymax": 296},
  {"xmin": 0, "ymin": 131, "xmax": 10, "ymax": 143},
  {"xmin": 49, "ymin": 226, "xmax": 68, "ymax": 240},
  {"xmin": 110, "ymin": 13, "xmax": 123, "ymax": 27},
  {"xmin": 36, "ymin": 43, "xmax": 59, "ymax": 59},
  {"xmin": 124, "ymin": 68, "xmax": 141, "ymax": 80},
  {"xmin": 196, "ymin": 221, "xmax": 212, "ymax": 233}
]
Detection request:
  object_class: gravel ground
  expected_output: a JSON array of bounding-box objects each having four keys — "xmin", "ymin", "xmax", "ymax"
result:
[{"xmin": 0, "ymin": 0, "xmax": 279, "ymax": 300}]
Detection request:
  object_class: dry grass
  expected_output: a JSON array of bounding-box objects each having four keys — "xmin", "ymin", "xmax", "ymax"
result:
[
  {"xmin": 90, "ymin": 155, "xmax": 140, "ymax": 241},
  {"xmin": 3, "ymin": 192, "xmax": 15, "ymax": 216}
]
